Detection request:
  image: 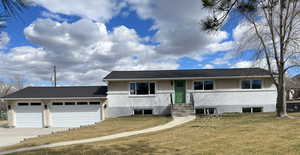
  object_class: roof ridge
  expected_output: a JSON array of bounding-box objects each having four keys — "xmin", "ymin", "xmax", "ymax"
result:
[
  {"xmin": 110, "ymin": 67, "xmax": 265, "ymax": 72},
  {"xmin": 26, "ymin": 86, "xmax": 106, "ymax": 88}
]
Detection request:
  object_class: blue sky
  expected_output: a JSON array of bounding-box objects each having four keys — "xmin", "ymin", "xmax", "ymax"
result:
[{"xmin": 0, "ymin": 0, "xmax": 282, "ymax": 86}]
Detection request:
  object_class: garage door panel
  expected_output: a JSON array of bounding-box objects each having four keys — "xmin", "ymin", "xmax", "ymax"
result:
[
  {"xmin": 50, "ymin": 105, "xmax": 101, "ymax": 128},
  {"xmin": 15, "ymin": 106, "xmax": 43, "ymax": 128}
]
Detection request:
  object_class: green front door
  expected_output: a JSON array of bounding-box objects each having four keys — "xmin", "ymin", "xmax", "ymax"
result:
[{"xmin": 175, "ymin": 80, "xmax": 186, "ymax": 104}]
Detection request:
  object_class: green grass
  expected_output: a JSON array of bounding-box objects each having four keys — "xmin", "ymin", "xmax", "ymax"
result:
[
  {"xmin": 0, "ymin": 116, "xmax": 171, "ymax": 152},
  {"xmin": 10, "ymin": 113, "xmax": 300, "ymax": 155}
]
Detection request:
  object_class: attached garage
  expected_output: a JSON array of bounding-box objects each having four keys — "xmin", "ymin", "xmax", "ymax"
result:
[
  {"xmin": 50, "ymin": 102, "xmax": 101, "ymax": 127},
  {"xmin": 3, "ymin": 86, "xmax": 107, "ymax": 128},
  {"xmin": 15, "ymin": 102, "xmax": 43, "ymax": 128}
]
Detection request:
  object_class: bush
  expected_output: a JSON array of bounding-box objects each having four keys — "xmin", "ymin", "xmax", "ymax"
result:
[{"xmin": 0, "ymin": 110, "xmax": 7, "ymax": 120}]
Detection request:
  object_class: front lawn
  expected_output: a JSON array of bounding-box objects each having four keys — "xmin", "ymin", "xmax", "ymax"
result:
[
  {"xmin": 12, "ymin": 113, "xmax": 300, "ymax": 155},
  {"xmin": 0, "ymin": 116, "xmax": 171, "ymax": 152}
]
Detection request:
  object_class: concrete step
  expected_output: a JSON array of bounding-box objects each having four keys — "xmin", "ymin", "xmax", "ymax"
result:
[{"xmin": 171, "ymin": 103, "xmax": 195, "ymax": 117}]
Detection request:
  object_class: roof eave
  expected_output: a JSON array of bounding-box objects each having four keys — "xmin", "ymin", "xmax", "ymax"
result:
[
  {"xmin": 2, "ymin": 96, "xmax": 107, "ymax": 101},
  {"xmin": 104, "ymin": 75, "xmax": 273, "ymax": 81}
]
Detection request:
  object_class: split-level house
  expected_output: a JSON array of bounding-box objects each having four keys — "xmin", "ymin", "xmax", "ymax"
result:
[{"xmin": 2, "ymin": 68, "xmax": 277, "ymax": 128}]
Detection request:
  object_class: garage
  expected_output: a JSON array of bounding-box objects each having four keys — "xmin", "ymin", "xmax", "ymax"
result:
[
  {"xmin": 15, "ymin": 102, "xmax": 43, "ymax": 128},
  {"xmin": 3, "ymin": 86, "xmax": 107, "ymax": 128},
  {"xmin": 50, "ymin": 101, "xmax": 102, "ymax": 128}
]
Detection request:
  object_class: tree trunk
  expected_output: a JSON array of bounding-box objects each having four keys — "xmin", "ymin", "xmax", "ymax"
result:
[{"xmin": 276, "ymin": 73, "xmax": 288, "ymax": 117}]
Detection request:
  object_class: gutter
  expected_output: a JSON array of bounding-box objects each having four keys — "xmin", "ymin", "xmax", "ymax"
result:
[
  {"xmin": 2, "ymin": 96, "xmax": 107, "ymax": 101},
  {"xmin": 103, "ymin": 75, "xmax": 273, "ymax": 82}
]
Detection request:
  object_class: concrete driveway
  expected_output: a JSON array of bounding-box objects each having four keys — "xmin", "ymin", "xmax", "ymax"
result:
[{"xmin": 0, "ymin": 125, "xmax": 68, "ymax": 147}]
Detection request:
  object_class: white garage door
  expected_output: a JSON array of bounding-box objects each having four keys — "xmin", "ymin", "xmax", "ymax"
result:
[
  {"xmin": 15, "ymin": 103, "xmax": 43, "ymax": 128},
  {"xmin": 51, "ymin": 102, "xmax": 101, "ymax": 128}
]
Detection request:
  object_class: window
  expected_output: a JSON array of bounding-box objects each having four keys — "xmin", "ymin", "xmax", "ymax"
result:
[
  {"xmin": 242, "ymin": 107, "xmax": 263, "ymax": 113},
  {"xmin": 242, "ymin": 107, "xmax": 252, "ymax": 113},
  {"xmin": 195, "ymin": 108, "xmax": 205, "ymax": 115},
  {"xmin": 144, "ymin": 109, "xmax": 153, "ymax": 115},
  {"xmin": 18, "ymin": 103, "xmax": 29, "ymax": 106},
  {"xmin": 130, "ymin": 82, "xmax": 155, "ymax": 95},
  {"xmin": 252, "ymin": 80, "xmax": 262, "ymax": 89},
  {"xmin": 194, "ymin": 81, "xmax": 203, "ymax": 90},
  {"xmin": 52, "ymin": 102, "xmax": 63, "ymax": 106},
  {"xmin": 31, "ymin": 103, "xmax": 41, "ymax": 106},
  {"xmin": 194, "ymin": 80, "xmax": 214, "ymax": 90},
  {"xmin": 253, "ymin": 107, "xmax": 263, "ymax": 113},
  {"xmin": 195, "ymin": 108, "xmax": 216, "ymax": 115},
  {"xmin": 207, "ymin": 108, "xmax": 216, "ymax": 114},
  {"xmin": 134, "ymin": 109, "xmax": 153, "ymax": 115},
  {"xmin": 241, "ymin": 80, "xmax": 262, "ymax": 89},
  {"xmin": 90, "ymin": 102, "xmax": 100, "ymax": 105},
  {"xmin": 65, "ymin": 102, "xmax": 75, "ymax": 106},
  {"xmin": 134, "ymin": 109, "xmax": 143, "ymax": 115},
  {"xmin": 241, "ymin": 80, "xmax": 251, "ymax": 89},
  {"xmin": 77, "ymin": 102, "xmax": 88, "ymax": 105}
]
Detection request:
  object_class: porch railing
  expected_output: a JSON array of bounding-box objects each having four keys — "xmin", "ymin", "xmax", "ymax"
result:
[
  {"xmin": 190, "ymin": 92, "xmax": 195, "ymax": 110},
  {"xmin": 170, "ymin": 93, "xmax": 173, "ymax": 110}
]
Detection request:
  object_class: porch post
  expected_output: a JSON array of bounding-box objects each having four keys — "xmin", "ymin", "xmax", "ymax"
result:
[{"xmin": 7, "ymin": 101, "xmax": 16, "ymax": 128}]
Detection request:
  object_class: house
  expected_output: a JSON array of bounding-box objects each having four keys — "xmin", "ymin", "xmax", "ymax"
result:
[
  {"xmin": 103, "ymin": 68, "xmax": 277, "ymax": 117},
  {"xmin": 2, "ymin": 68, "xmax": 277, "ymax": 128}
]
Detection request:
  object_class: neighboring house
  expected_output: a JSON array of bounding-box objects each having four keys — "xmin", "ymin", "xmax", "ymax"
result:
[
  {"xmin": 2, "ymin": 86, "xmax": 107, "ymax": 128},
  {"xmin": 286, "ymin": 74, "xmax": 300, "ymax": 112},
  {"xmin": 2, "ymin": 68, "xmax": 277, "ymax": 128}
]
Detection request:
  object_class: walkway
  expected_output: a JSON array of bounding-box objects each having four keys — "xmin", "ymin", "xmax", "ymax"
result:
[{"xmin": 0, "ymin": 116, "xmax": 195, "ymax": 155}]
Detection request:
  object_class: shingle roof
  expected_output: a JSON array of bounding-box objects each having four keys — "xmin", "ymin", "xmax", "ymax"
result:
[
  {"xmin": 103, "ymin": 68, "xmax": 271, "ymax": 80},
  {"xmin": 3, "ymin": 86, "xmax": 107, "ymax": 99}
]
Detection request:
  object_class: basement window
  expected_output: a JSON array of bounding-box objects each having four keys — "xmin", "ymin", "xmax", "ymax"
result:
[
  {"xmin": 65, "ymin": 102, "xmax": 76, "ymax": 106},
  {"xmin": 52, "ymin": 102, "xmax": 63, "ymax": 106},
  {"xmin": 195, "ymin": 108, "xmax": 216, "ymax": 115},
  {"xmin": 144, "ymin": 109, "xmax": 153, "ymax": 115},
  {"xmin": 242, "ymin": 107, "xmax": 252, "ymax": 113},
  {"xmin": 134, "ymin": 109, "xmax": 143, "ymax": 115},
  {"xmin": 18, "ymin": 103, "xmax": 29, "ymax": 106},
  {"xmin": 253, "ymin": 107, "xmax": 263, "ymax": 113},
  {"xmin": 134, "ymin": 109, "xmax": 153, "ymax": 115},
  {"xmin": 195, "ymin": 108, "xmax": 205, "ymax": 115},
  {"xmin": 242, "ymin": 107, "xmax": 263, "ymax": 113}
]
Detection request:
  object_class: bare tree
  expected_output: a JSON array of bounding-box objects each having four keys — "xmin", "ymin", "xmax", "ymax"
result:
[
  {"xmin": 201, "ymin": 0, "xmax": 300, "ymax": 117},
  {"xmin": 0, "ymin": 80, "xmax": 16, "ymax": 120},
  {"xmin": 0, "ymin": 0, "xmax": 28, "ymax": 29}
]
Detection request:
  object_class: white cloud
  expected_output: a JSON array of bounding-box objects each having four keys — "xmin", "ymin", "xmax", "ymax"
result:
[
  {"xmin": 232, "ymin": 61, "xmax": 253, "ymax": 68},
  {"xmin": 127, "ymin": 0, "xmax": 232, "ymax": 57},
  {"xmin": 212, "ymin": 58, "xmax": 230, "ymax": 65},
  {"xmin": 41, "ymin": 11, "xmax": 66, "ymax": 21},
  {"xmin": 32, "ymin": 0, "xmax": 125, "ymax": 22},
  {"xmin": 0, "ymin": 18, "xmax": 179, "ymax": 85},
  {"xmin": 202, "ymin": 64, "xmax": 214, "ymax": 69},
  {"xmin": 0, "ymin": 32, "xmax": 10, "ymax": 50}
]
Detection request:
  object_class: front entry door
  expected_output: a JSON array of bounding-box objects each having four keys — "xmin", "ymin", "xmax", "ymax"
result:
[{"xmin": 175, "ymin": 80, "xmax": 186, "ymax": 104}]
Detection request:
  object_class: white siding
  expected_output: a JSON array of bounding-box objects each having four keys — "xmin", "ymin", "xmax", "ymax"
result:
[{"xmin": 188, "ymin": 89, "xmax": 277, "ymax": 112}]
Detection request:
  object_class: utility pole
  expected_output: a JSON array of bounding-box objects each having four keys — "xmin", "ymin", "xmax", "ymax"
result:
[{"xmin": 54, "ymin": 65, "xmax": 57, "ymax": 87}]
